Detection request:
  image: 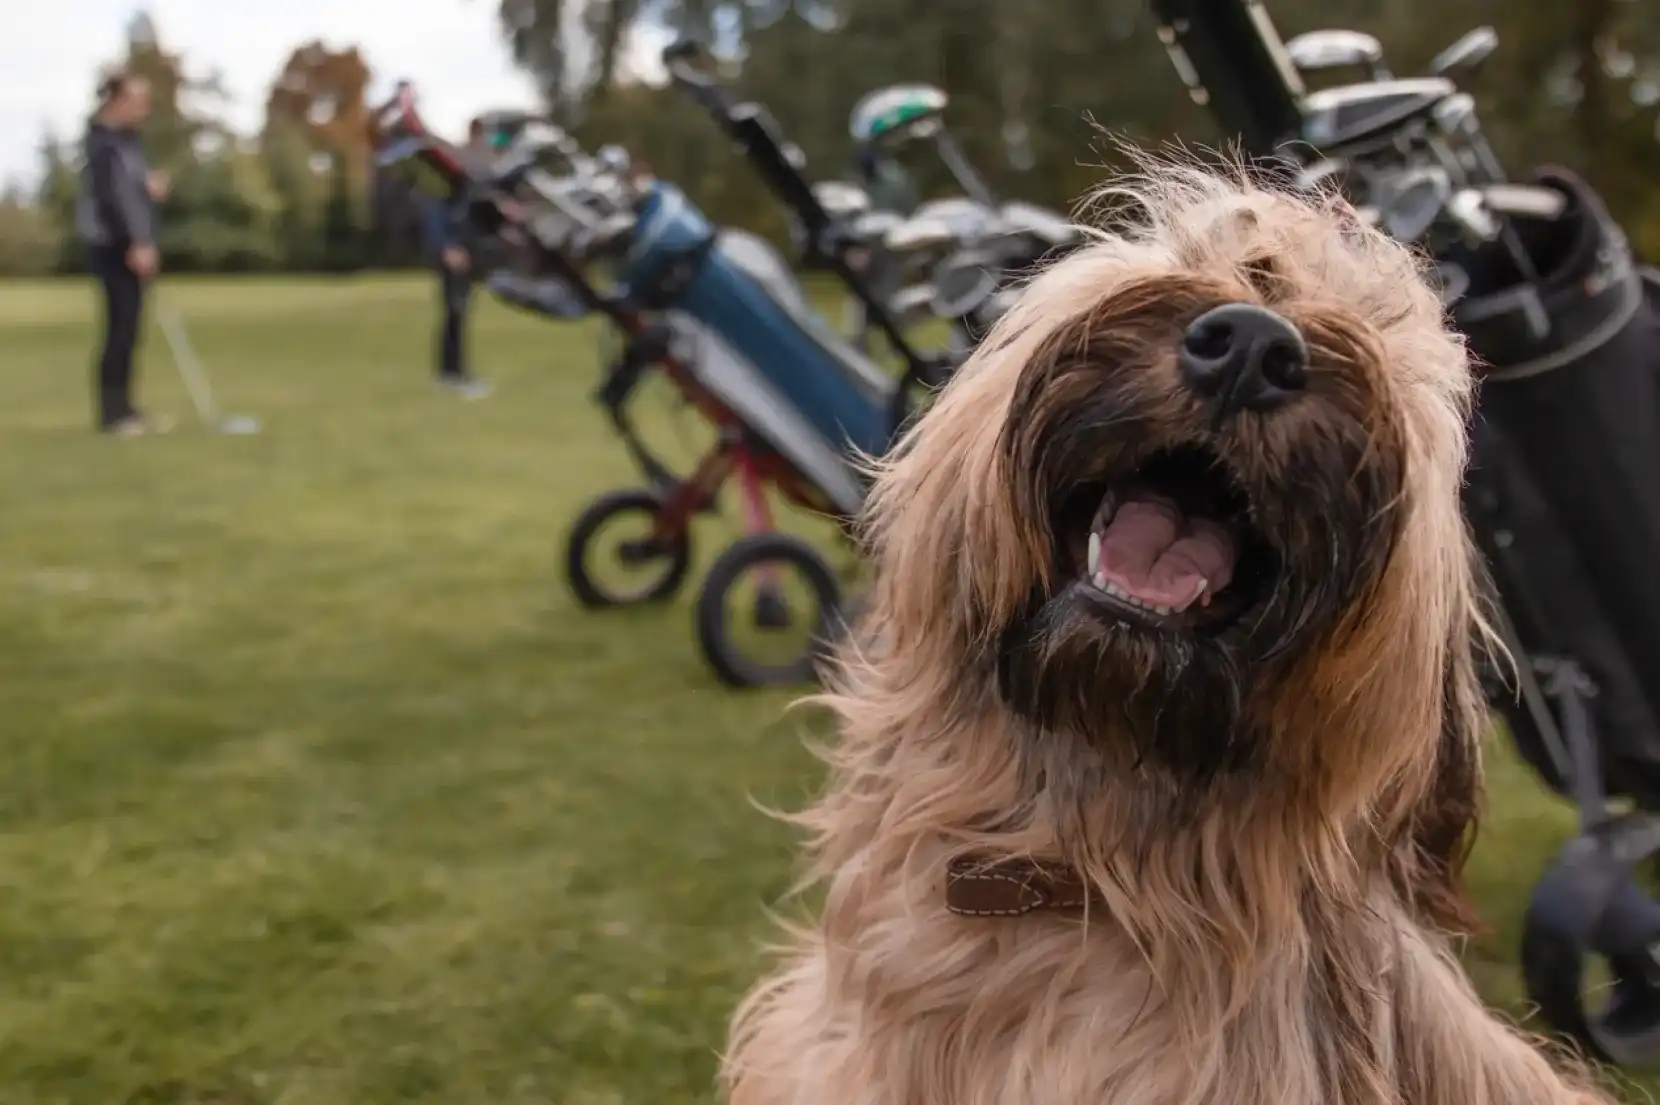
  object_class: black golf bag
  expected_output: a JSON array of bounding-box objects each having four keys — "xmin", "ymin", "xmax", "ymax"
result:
[
  {"xmin": 1457, "ymin": 168, "xmax": 1660, "ymax": 807},
  {"xmin": 1150, "ymin": 0, "xmax": 1660, "ymax": 1066}
]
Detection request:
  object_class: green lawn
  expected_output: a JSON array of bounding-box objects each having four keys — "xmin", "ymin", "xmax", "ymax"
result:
[{"xmin": 0, "ymin": 274, "xmax": 1638, "ymax": 1104}]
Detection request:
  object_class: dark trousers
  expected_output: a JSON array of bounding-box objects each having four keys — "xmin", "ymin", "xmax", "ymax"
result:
[
  {"xmin": 88, "ymin": 245, "xmax": 144, "ymax": 427},
  {"xmin": 437, "ymin": 266, "xmax": 473, "ymax": 380}
]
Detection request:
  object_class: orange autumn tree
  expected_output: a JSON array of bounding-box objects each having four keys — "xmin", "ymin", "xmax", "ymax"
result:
[{"xmin": 264, "ymin": 42, "xmax": 374, "ymax": 183}]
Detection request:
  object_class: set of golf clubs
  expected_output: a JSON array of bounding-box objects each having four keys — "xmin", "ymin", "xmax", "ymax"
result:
[
  {"xmin": 470, "ymin": 112, "xmax": 643, "ymax": 257},
  {"xmin": 1281, "ymin": 24, "xmax": 1559, "ymax": 302},
  {"xmin": 823, "ymin": 185, "xmax": 1080, "ymax": 344},
  {"xmin": 804, "ymin": 87, "xmax": 1080, "ymax": 349},
  {"xmin": 461, "ymin": 97, "xmax": 1076, "ymax": 354}
]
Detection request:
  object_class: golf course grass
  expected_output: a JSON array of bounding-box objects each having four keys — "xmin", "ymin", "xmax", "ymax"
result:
[{"xmin": 0, "ymin": 274, "xmax": 1645, "ymax": 1103}]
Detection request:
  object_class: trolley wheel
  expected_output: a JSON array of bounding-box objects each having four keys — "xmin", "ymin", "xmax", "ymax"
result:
[
  {"xmin": 1521, "ymin": 814, "xmax": 1660, "ymax": 1068},
  {"xmin": 565, "ymin": 488, "xmax": 692, "ymax": 609},
  {"xmin": 695, "ymin": 533, "xmax": 841, "ymax": 688}
]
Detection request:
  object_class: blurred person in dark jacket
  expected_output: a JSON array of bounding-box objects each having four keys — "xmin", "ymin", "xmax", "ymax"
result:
[
  {"xmin": 76, "ymin": 70, "xmax": 170, "ymax": 435},
  {"xmin": 421, "ymin": 118, "xmax": 496, "ymax": 399}
]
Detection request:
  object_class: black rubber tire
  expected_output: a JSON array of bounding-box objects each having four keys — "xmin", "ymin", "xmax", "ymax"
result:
[
  {"xmin": 695, "ymin": 533, "xmax": 842, "ymax": 688},
  {"xmin": 565, "ymin": 488, "xmax": 692, "ymax": 609},
  {"xmin": 1521, "ymin": 847, "xmax": 1660, "ymax": 1068}
]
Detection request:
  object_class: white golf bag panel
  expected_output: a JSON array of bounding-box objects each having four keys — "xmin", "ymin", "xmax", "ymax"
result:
[{"xmin": 662, "ymin": 311, "xmax": 868, "ymax": 518}]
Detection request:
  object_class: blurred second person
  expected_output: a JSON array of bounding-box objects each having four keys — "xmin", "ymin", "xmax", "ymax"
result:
[{"xmin": 422, "ymin": 117, "xmax": 497, "ymax": 400}]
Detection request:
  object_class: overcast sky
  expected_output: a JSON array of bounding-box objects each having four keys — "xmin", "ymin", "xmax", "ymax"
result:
[{"xmin": 0, "ymin": 0, "xmax": 667, "ymax": 190}]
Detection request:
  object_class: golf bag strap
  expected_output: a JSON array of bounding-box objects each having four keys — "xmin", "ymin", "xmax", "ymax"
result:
[
  {"xmin": 944, "ymin": 855, "xmax": 1099, "ymax": 917},
  {"xmin": 1460, "ymin": 167, "xmax": 1642, "ymax": 382}
]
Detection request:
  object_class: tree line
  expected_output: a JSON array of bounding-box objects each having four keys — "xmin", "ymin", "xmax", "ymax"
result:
[
  {"xmin": 3, "ymin": 0, "xmax": 1656, "ymax": 277},
  {"xmin": 1, "ymin": 14, "xmax": 426, "ymax": 277}
]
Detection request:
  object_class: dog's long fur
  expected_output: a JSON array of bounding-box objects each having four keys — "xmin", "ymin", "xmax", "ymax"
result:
[{"xmin": 723, "ymin": 160, "xmax": 1610, "ymax": 1105}]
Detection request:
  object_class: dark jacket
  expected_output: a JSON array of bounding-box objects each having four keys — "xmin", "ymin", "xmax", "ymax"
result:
[
  {"xmin": 421, "ymin": 142, "xmax": 496, "ymax": 262},
  {"xmin": 421, "ymin": 190, "xmax": 473, "ymax": 261},
  {"xmin": 76, "ymin": 121, "xmax": 154, "ymax": 250}
]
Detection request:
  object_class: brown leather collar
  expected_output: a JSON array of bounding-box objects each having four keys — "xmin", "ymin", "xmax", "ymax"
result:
[{"xmin": 945, "ymin": 855, "xmax": 1101, "ymax": 917}]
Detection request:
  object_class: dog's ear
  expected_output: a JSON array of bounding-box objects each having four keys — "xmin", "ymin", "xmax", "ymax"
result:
[{"xmin": 1398, "ymin": 555, "xmax": 1491, "ymax": 936}]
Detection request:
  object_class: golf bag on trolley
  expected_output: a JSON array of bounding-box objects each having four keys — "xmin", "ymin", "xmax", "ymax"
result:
[
  {"xmin": 369, "ymin": 79, "xmax": 960, "ymax": 690},
  {"xmin": 1151, "ymin": 0, "xmax": 1660, "ymax": 1067}
]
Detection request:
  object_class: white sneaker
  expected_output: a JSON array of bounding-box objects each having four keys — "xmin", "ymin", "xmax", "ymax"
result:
[
  {"xmin": 103, "ymin": 413, "xmax": 174, "ymax": 437},
  {"xmin": 437, "ymin": 376, "xmax": 494, "ymax": 400}
]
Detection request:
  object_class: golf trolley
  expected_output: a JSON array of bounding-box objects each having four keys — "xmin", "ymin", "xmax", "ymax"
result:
[
  {"xmin": 1153, "ymin": 0, "xmax": 1660, "ymax": 1068},
  {"xmin": 375, "ymin": 78, "xmax": 962, "ymax": 688}
]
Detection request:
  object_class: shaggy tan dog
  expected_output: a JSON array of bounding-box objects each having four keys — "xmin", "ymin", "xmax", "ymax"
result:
[{"xmin": 722, "ymin": 161, "xmax": 1612, "ymax": 1105}]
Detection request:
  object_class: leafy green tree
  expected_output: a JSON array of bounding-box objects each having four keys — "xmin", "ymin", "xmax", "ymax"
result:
[
  {"xmin": 0, "ymin": 192, "xmax": 61, "ymax": 276},
  {"xmin": 160, "ymin": 138, "xmax": 282, "ymax": 271},
  {"xmin": 319, "ymin": 153, "xmax": 365, "ymax": 272},
  {"xmin": 34, "ymin": 133, "xmax": 83, "ymax": 273},
  {"xmin": 261, "ymin": 121, "xmax": 327, "ymax": 269}
]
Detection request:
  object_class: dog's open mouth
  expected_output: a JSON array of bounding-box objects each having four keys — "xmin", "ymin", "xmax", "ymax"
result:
[{"xmin": 1058, "ymin": 444, "xmax": 1277, "ymax": 632}]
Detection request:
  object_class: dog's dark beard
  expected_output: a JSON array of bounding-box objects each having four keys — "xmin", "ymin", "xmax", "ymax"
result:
[
  {"xmin": 990, "ymin": 419, "xmax": 1404, "ymax": 785},
  {"xmin": 991, "ymin": 429, "xmax": 1402, "ymax": 784},
  {"xmin": 997, "ymin": 586, "xmax": 1258, "ymax": 782}
]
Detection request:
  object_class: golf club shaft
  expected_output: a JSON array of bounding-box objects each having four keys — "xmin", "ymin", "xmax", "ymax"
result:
[{"xmin": 155, "ymin": 299, "xmax": 221, "ymax": 423}]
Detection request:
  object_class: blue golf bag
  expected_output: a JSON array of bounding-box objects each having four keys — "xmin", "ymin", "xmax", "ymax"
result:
[{"xmin": 612, "ymin": 181, "xmax": 908, "ymax": 519}]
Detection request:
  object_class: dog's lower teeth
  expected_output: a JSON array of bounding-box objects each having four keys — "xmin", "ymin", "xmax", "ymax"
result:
[
  {"xmin": 1089, "ymin": 573, "xmax": 1216, "ymax": 620},
  {"xmin": 1087, "ymin": 532, "xmax": 1101, "ymax": 576}
]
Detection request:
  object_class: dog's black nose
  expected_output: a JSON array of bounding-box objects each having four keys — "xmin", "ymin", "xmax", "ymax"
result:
[{"xmin": 1178, "ymin": 303, "xmax": 1309, "ymax": 421}]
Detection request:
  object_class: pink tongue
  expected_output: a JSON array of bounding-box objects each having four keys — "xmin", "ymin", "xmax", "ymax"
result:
[{"xmin": 1098, "ymin": 494, "xmax": 1237, "ymax": 608}]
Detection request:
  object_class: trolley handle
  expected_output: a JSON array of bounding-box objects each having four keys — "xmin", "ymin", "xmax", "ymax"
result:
[
  {"xmin": 662, "ymin": 40, "xmax": 735, "ymax": 120},
  {"xmin": 660, "ymin": 38, "xmax": 936, "ymax": 407}
]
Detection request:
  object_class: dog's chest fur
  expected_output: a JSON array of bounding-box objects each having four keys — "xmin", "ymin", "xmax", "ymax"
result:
[{"xmin": 726, "ymin": 854, "xmax": 1411, "ymax": 1105}]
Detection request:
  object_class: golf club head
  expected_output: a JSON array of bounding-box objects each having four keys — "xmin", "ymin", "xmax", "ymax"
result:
[
  {"xmin": 511, "ymin": 121, "xmax": 583, "ymax": 169},
  {"xmin": 1376, "ymin": 165, "xmax": 1452, "ymax": 244},
  {"xmin": 888, "ymin": 282, "xmax": 939, "ymax": 326},
  {"xmin": 1433, "ymin": 91, "xmax": 1479, "ymax": 135},
  {"xmin": 849, "ymin": 84, "xmax": 950, "ymax": 148},
  {"xmin": 813, "ymin": 180, "xmax": 872, "ymax": 220},
  {"xmin": 1446, "ymin": 188, "xmax": 1502, "ymax": 243},
  {"xmin": 1286, "ymin": 29, "xmax": 1387, "ymax": 77},
  {"xmin": 745, "ymin": 0, "xmax": 847, "ymax": 31},
  {"xmin": 595, "ymin": 144, "xmax": 632, "ymax": 176},
  {"xmin": 1430, "ymin": 26, "xmax": 1499, "ymax": 79},
  {"xmin": 1480, "ymin": 183, "xmax": 1568, "ymax": 221},
  {"xmin": 845, "ymin": 210, "xmax": 904, "ymax": 245},
  {"xmin": 218, "ymin": 416, "xmax": 261, "ymax": 435},
  {"xmin": 997, "ymin": 201, "xmax": 1080, "ymax": 249},
  {"xmin": 931, "ymin": 256, "xmax": 1000, "ymax": 321},
  {"xmin": 885, "ymin": 216, "xmax": 958, "ymax": 256},
  {"xmin": 1433, "ymin": 260, "xmax": 1471, "ymax": 306},
  {"xmin": 1301, "ymin": 77, "xmax": 1457, "ymax": 156},
  {"xmin": 1295, "ymin": 156, "xmax": 1350, "ymax": 191}
]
